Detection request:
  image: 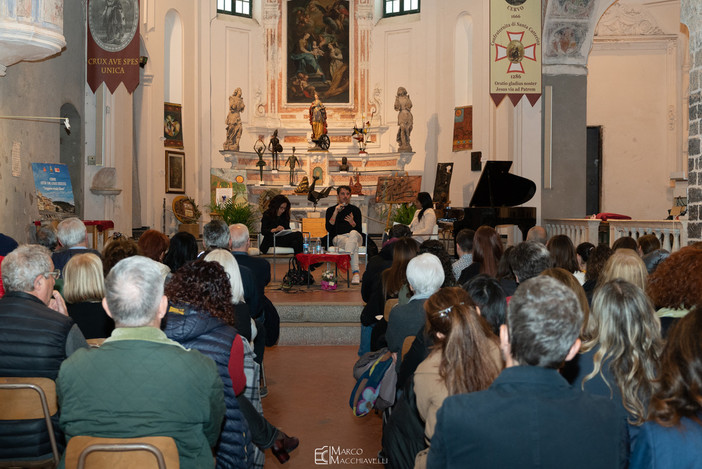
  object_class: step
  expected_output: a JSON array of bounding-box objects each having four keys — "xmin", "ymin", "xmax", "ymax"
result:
[{"xmin": 274, "ymin": 302, "xmax": 362, "ymax": 346}]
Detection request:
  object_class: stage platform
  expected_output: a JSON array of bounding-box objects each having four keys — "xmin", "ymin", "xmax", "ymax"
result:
[{"xmin": 265, "ymin": 261, "xmax": 365, "ymax": 347}]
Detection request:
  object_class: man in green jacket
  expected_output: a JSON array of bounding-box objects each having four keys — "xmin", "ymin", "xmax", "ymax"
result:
[{"xmin": 57, "ymin": 256, "xmax": 225, "ymax": 468}]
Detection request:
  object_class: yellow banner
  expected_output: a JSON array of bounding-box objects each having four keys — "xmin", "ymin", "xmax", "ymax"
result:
[{"xmin": 490, "ymin": 0, "xmax": 542, "ymax": 106}]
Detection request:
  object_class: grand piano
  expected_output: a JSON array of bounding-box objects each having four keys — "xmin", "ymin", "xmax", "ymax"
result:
[{"xmin": 452, "ymin": 161, "xmax": 537, "ymax": 241}]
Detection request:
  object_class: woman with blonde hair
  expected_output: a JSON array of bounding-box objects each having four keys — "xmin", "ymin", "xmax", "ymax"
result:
[
  {"xmin": 597, "ymin": 248, "xmax": 648, "ymax": 290},
  {"xmin": 204, "ymin": 249, "xmax": 253, "ymax": 343},
  {"xmin": 63, "ymin": 253, "xmax": 114, "ymax": 339},
  {"xmin": 575, "ymin": 279, "xmax": 662, "ymax": 447},
  {"xmin": 413, "ymin": 287, "xmax": 502, "ymax": 468}
]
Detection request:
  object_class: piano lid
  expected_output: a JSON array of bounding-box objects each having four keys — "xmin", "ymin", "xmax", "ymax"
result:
[{"xmin": 469, "ymin": 161, "xmax": 536, "ymax": 207}]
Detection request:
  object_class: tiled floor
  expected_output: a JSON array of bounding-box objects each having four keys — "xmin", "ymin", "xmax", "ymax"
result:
[{"xmin": 261, "ymin": 346, "xmax": 384, "ymax": 468}]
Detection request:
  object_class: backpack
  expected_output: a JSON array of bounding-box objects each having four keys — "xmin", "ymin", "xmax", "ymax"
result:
[
  {"xmin": 350, "ymin": 348, "xmax": 397, "ymax": 416},
  {"xmin": 282, "ymin": 257, "xmax": 313, "ymax": 287}
]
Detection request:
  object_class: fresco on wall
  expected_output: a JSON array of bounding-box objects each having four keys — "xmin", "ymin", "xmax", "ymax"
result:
[
  {"xmin": 549, "ymin": 0, "xmax": 595, "ymax": 18},
  {"xmin": 544, "ymin": 23, "xmax": 586, "ymax": 58},
  {"xmin": 287, "ymin": 0, "xmax": 350, "ymax": 104}
]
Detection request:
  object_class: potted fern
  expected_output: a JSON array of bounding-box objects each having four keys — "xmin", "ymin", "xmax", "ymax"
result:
[
  {"xmin": 392, "ymin": 203, "xmax": 417, "ymax": 225},
  {"xmin": 209, "ymin": 198, "xmax": 258, "ymax": 233}
]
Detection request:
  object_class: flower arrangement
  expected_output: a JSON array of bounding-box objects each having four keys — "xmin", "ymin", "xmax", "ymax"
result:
[{"xmin": 321, "ymin": 270, "xmax": 337, "ymax": 290}]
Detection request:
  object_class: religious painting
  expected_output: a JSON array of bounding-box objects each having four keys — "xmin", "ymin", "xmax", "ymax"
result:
[
  {"xmin": 452, "ymin": 106, "xmax": 473, "ymax": 151},
  {"xmin": 286, "ymin": 0, "xmax": 350, "ymax": 104},
  {"xmin": 164, "ymin": 102, "xmax": 183, "ymax": 148},
  {"xmin": 433, "ymin": 163, "xmax": 454, "ymax": 206},
  {"xmin": 543, "ymin": 23, "xmax": 586, "ymax": 59},
  {"xmin": 166, "ymin": 151, "xmax": 185, "ymax": 194}
]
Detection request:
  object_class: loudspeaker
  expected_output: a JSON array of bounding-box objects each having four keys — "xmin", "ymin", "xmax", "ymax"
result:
[{"xmin": 471, "ymin": 151, "xmax": 482, "ymax": 171}]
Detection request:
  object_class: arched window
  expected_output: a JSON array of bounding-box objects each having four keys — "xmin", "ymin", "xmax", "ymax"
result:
[
  {"xmin": 217, "ymin": 0, "xmax": 252, "ymax": 18},
  {"xmin": 384, "ymin": 0, "xmax": 419, "ymax": 17}
]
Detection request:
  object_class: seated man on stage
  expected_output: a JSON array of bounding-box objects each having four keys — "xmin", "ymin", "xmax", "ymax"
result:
[{"xmin": 325, "ymin": 185, "xmax": 363, "ymax": 284}]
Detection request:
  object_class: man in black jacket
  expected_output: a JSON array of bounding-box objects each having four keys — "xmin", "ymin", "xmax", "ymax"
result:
[
  {"xmin": 0, "ymin": 244, "xmax": 88, "ymax": 461},
  {"xmin": 325, "ymin": 185, "xmax": 363, "ymax": 284}
]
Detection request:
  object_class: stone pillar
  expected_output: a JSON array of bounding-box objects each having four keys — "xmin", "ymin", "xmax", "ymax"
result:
[{"xmin": 682, "ymin": 0, "xmax": 702, "ymax": 243}]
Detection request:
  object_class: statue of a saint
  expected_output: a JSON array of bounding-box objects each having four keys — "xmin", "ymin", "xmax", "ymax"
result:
[
  {"xmin": 285, "ymin": 147, "xmax": 301, "ymax": 186},
  {"xmin": 268, "ymin": 129, "xmax": 283, "ymax": 170},
  {"xmin": 309, "ymin": 92, "xmax": 329, "ymax": 150},
  {"xmin": 394, "ymin": 87, "xmax": 413, "ymax": 152},
  {"xmin": 224, "ymin": 88, "xmax": 245, "ymax": 151}
]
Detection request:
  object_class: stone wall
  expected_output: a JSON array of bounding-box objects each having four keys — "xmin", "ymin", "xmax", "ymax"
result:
[{"xmin": 682, "ymin": 0, "xmax": 702, "ymax": 243}]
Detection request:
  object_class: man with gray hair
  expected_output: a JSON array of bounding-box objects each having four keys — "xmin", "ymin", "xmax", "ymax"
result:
[
  {"xmin": 203, "ymin": 219, "xmax": 231, "ymax": 251},
  {"xmin": 52, "ymin": 218, "xmax": 101, "ymax": 272},
  {"xmin": 428, "ymin": 277, "xmax": 625, "ymax": 468},
  {"xmin": 384, "ymin": 253, "xmax": 444, "ymax": 361},
  {"xmin": 0, "ymin": 244, "xmax": 87, "ymax": 461},
  {"xmin": 57, "ymin": 256, "xmax": 225, "ymax": 468},
  {"xmin": 526, "ymin": 225, "xmax": 548, "ymax": 245}
]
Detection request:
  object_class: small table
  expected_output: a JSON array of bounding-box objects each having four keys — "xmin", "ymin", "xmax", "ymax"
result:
[{"xmin": 296, "ymin": 252, "xmax": 352, "ymax": 288}]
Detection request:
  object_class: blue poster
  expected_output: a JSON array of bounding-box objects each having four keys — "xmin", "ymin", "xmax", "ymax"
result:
[{"xmin": 31, "ymin": 163, "xmax": 76, "ymax": 213}]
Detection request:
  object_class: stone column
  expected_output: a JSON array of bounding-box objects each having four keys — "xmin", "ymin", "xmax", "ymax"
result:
[{"xmin": 682, "ymin": 0, "xmax": 702, "ymax": 243}]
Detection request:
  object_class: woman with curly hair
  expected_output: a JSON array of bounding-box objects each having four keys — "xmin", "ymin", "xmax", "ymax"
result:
[
  {"xmin": 575, "ymin": 279, "xmax": 662, "ymax": 447},
  {"xmin": 260, "ymin": 194, "xmax": 304, "ymax": 254},
  {"xmin": 547, "ymin": 235, "xmax": 584, "ymax": 284},
  {"xmin": 163, "ymin": 260, "xmax": 298, "ymax": 466},
  {"xmin": 646, "ymin": 245, "xmax": 702, "ymax": 336},
  {"xmin": 630, "ymin": 307, "xmax": 702, "ymax": 468},
  {"xmin": 456, "ymin": 226, "xmax": 503, "ymax": 284},
  {"xmin": 413, "ymin": 287, "xmax": 502, "ymax": 468}
]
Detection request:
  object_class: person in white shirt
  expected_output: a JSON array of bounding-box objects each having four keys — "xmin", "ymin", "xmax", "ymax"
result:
[{"xmin": 409, "ymin": 192, "xmax": 436, "ymax": 243}]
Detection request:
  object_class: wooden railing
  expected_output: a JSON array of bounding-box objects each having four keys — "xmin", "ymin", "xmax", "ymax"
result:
[{"xmin": 544, "ymin": 218, "xmax": 688, "ymax": 252}]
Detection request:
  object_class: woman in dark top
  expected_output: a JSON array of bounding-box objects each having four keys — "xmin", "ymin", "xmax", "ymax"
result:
[
  {"xmin": 260, "ymin": 194, "xmax": 303, "ymax": 254},
  {"xmin": 457, "ymin": 225, "xmax": 503, "ymax": 284},
  {"xmin": 63, "ymin": 253, "xmax": 114, "ymax": 339},
  {"xmin": 163, "ymin": 231, "xmax": 198, "ymax": 272}
]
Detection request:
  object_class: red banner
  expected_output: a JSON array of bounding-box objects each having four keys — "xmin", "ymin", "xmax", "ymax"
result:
[{"xmin": 87, "ymin": 0, "xmax": 140, "ymax": 94}]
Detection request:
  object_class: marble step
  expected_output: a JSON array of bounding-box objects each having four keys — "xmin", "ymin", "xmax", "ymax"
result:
[{"xmin": 274, "ymin": 302, "xmax": 362, "ymax": 346}]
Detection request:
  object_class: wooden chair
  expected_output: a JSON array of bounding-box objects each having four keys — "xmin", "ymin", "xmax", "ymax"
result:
[
  {"xmin": 86, "ymin": 338, "xmax": 106, "ymax": 348},
  {"xmin": 383, "ymin": 298, "xmax": 399, "ymax": 322},
  {"xmin": 401, "ymin": 335, "xmax": 416, "ymax": 360},
  {"xmin": 0, "ymin": 377, "xmax": 60, "ymax": 468},
  {"xmin": 64, "ymin": 436, "xmax": 179, "ymax": 469}
]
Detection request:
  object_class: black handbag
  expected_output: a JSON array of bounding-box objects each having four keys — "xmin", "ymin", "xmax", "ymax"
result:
[{"xmin": 282, "ymin": 257, "xmax": 313, "ymax": 287}]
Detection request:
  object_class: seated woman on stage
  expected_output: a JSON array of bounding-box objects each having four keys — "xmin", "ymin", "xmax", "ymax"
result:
[
  {"xmin": 260, "ymin": 194, "xmax": 304, "ymax": 254},
  {"xmin": 409, "ymin": 192, "xmax": 437, "ymax": 242}
]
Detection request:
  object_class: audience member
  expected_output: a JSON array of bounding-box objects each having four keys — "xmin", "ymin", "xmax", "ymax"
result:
[
  {"xmin": 57, "ymin": 256, "xmax": 224, "ymax": 468},
  {"xmin": 630, "ymin": 307, "xmax": 702, "ymax": 468},
  {"xmin": 641, "ymin": 248, "xmax": 669, "ymax": 274},
  {"xmin": 451, "ymin": 229, "xmax": 474, "ymax": 281},
  {"xmin": 575, "ymin": 241, "xmax": 595, "ymax": 273},
  {"xmin": 526, "ymin": 225, "xmax": 547, "ymax": 244},
  {"xmin": 409, "ymin": 192, "xmax": 436, "ymax": 242},
  {"xmin": 494, "ymin": 245, "xmax": 517, "ymax": 296},
  {"xmin": 0, "ymin": 232, "xmax": 18, "ymax": 256},
  {"xmin": 162, "ymin": 260, "xmax": 256, "ymax": 468},
  {"xmin": 547, "ymin": 234, "xmax": 585, "ymax": 284},
  {"xmin": 325, "ymin": 185, "xmax": 363, "ymax": 284},
  {"xmin": 101, "ymin": 236, "xmax": 138, "ymax": 276},
  {"xmin": 203, "ymin": 249, "xmax": 253, "ymax": 342},
  {"xmin": 0, "ymin": 245, "xmax": 87, "ymax": 460},
  {"xmin": 598, "ymin": 248, "xmax": 648, "ymax": 290},
  {"xmin": 611, "ymin": 236, "xmax": 637, "ymax": 251},
  {"xmin": 361, "ymin": 224, "xmax": 412, "ymax": 302},
  {"xmin": 35, "ymin": 225, "xmax": 58, "ymax": 252},
  {"xmin": 457, "ymin": 226, "xmax": 503, "ymax": 284},
  {"xmin": 63, "ymin": 253, "xmax": 114, "ymax": 339},
  {"xmin": 636, "ymin": 234, "xmax": 661, "ymax": 257},
  {"xmin": 385, "ymin": 254, "xmax": 444, "ymax": 363},
  {"xmin": 137, "ymin": 229, "xmax": 170, "ymax": 278},
  {"xmin": 413, "ymin": 287, "xmax": 502, "ymax": 469},
  {"xmin": 428, "ymin": 276, "xmax": 626, "ymax": 468},
  {"xmin": 646, "ymin": 245, "xmax": 702, "ymax": 336},
  {"xmin": 582, "ymin": 244, "xmax": 612, "ymax": 302},
  {"xmin": 418, "ymin": 240, "xmax": 456, "ymax": 288},
  {"xmin": 260, "ymin": 194, "xmax": 304, "ymax": 254},
  {"xmin": 462, "ymin": 274, "xmax": 507, "ymax": 336},
  {"xmin": 163, "ymin": 231, "xmax": 198, "ymax": 273},
  {"xmin": 203, "ymin": 219, "xmax": 231, "ymax": 252},
  {"xmin": 509, "ymin": 240, "xmax": 552, "ymax": 286},
  {"xmin": 576, "ymin": 279, "xmax": 662, "ymax": 447},
  {"xmin": 52, "ymin": 218, "xmax": 101, "ymax": 272}
]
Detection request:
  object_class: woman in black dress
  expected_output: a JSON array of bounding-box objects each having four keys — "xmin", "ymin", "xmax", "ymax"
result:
[
  {"xmin": 260, "ymin": 194, "xmax": 304, "ymax": 254},
  {"xmin": 63, "ymin": 253, "xmax": 114, "ymax": 339}
]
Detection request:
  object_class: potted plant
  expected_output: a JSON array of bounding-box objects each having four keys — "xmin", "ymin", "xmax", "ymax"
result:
[
  {"xmin": 209, "ymin": 198, "xmax": 258, "ymax": 233},
  {"xmin": 392, "ymin": 202, "xmax": 417, "ymax": 225},
  {"xmin": 321, "ymin": 270, "xmax": 337, "ymax": 290}
]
